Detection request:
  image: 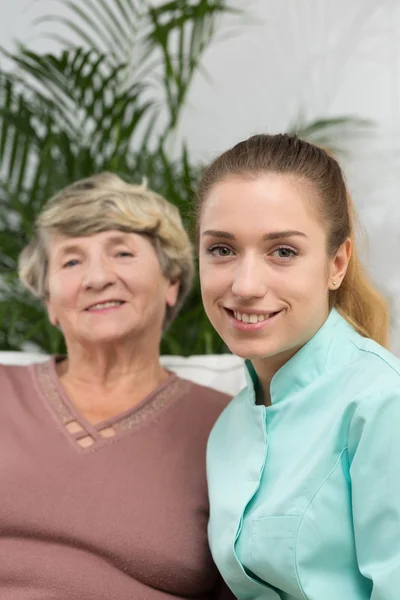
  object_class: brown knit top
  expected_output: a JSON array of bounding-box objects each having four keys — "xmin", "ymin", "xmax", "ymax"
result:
[{"xmin": 0, "ymin": 358, "xmax": 234, "ymax": 600}]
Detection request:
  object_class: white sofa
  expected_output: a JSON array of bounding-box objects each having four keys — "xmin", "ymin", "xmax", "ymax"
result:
[{"xmin": 0, "ymin": 352, "xmax": 246, "ymax": 397}]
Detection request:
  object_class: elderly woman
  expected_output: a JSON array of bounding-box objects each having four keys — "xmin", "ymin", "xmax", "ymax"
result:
[{"xmin": 0, "ymin": 172, "xmax": 234, "ymax": 600}]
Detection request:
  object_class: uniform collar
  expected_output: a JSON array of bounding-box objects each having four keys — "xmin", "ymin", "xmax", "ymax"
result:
[{"xmin": 244, "ymin": 309, "xmax": 356, "ymax": 405}]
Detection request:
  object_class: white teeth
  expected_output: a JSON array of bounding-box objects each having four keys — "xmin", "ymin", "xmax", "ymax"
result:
[
  {"xmin": 89, "ymin": 301, "xmax": 123, "ymax": 310},
  {"xmin": 233, "ymin": 311, "xmax": 272, "ymax": 323}
]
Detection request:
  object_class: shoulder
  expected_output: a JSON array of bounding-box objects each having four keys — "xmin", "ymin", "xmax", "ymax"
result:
[
  {"xmin": 0, "ymin": 362, "xmax": 37, "ymax": 398},
  {"xmin": 178, "ymin": 378, "xmax": 232, "ymax": 416},
  {"xmin": 347, "ymin": 382, "xmax": 400, "ymax": 473},
  {"xmin": 345, "ymin": 339, "xmax": 400, "ymax": 457},
  {"xmin": 338, "ymin": 333, "xmax": 400, "ymax": 418},
  {"xmin": 337, "ymin": 333, "xmax": 400, "ymax": 399},
  {"xmin": 0, "ymin": 362, "xmax": 32, "ymax": 381},
  {"xmin": 170, "ymin": 379, "xmax": 234, "ymax": 450},
  {"xmin": 172, "ymin": 377, "xmax": 234, "ymax": 437},
  {"xmin": 350, "ymin": 334, "xmax": 400, "ymax": 378},
  {"xmin": 0, "ymin": 355, "xmax": 55, "ymax": 386}
]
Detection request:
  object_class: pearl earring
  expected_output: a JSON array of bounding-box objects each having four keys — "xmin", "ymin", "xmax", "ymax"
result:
[{"xmin": 332, "ymin": 281, "xmax": 337, "ymax": 287}]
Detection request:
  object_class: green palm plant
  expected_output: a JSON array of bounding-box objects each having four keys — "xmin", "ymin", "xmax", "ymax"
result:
[
  {"xmin": 0, "ymin": 0, "xmax": 236, "ymax": 355},
  {"xmin": 0, "ymin": 0, "xmax": 372, "ymax": 355}
]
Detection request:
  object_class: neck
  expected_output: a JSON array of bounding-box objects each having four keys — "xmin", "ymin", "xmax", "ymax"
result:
[
  {"xmin": 57, "ymin": 338, "xmax": 168, "ymax": 423},
  {"xmin": 63, "ymin": 342, "xmax": 163, "ymax": 384}
]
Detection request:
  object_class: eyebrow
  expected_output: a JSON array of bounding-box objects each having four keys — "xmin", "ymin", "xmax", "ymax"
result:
[
  {"xmin": 202, "ymin": 229, "xmax": 307, "ymax": 241},
  {"xmin": 56, "ymin": 243, "xmax": 84, "ymax": 256},
  {"xmin": 104, "ymin": 233, "xmax": 133, "ymax": 246},
  {"xmin": 56, "ymin": 233, "xmax": 132, "ymax": 256}
]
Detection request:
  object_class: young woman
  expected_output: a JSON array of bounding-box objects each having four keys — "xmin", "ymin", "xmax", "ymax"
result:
[{"xmin": 197, "ymin": 133, "xmax": 400, "ymax": 599}]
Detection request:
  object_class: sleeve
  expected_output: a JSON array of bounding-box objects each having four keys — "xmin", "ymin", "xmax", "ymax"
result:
[{"xmin": 348, "ymin": 386, "xmax": 400, "ymax": 599}]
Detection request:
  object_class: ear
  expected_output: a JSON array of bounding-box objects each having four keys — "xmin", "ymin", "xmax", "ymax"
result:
[
  {"xmin": 328, "ymin": 238, "xmax": 352, "ymax": 290},
  {"xmin": 165, "ymin": 279, "xmax": 180, "ymax": 308}
]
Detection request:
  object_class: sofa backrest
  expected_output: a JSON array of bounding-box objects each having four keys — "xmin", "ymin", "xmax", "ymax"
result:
[{"xmin": 0, "ymin": 352, "xmax": 246, "ymax": 397}]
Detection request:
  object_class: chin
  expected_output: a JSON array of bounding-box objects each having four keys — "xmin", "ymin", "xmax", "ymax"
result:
[
  {"xmin": 224, "ymin": 340, "xmax": 280, "ymax": 361},
  {"xmin": 81, "ymin": 329, "xmax": 132, "ymax": 345}
]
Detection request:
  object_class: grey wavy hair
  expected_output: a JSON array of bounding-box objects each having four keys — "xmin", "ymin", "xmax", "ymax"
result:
[{"xmin": 18, "ymin": 171, "xmax": 194, "ymax": 331}]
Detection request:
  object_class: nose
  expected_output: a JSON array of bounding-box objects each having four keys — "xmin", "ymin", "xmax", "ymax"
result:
[
  {"xmin": 82, "ymin": 256, "xmax": 117, "ymax": 291},
  {"xmin": 231, "ymin": 255, "xmax": 268, "ymax": 299}
]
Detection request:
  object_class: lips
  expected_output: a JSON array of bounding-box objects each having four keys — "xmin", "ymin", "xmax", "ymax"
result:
[
  {"xmin": 225, "ymin": 308, "xmax": 281, "ymax": 323},
  {"xmin": 85, "ymin": 300, "xmax": 126, "ymax": 311},
  {"xmin": 233, "ymin": 311, "xmax": 275, "ymax": 323}
]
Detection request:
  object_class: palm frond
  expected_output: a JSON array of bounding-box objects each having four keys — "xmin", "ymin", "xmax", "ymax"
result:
[
  {"xmin": 33, "ymin": 0, "xmax": 142, "ymax": 62},
  {"xmin": 290, "ymin": 115, "xmax": 374, "ymax": 155},
  {"xmin": 145, "ymin": 0, "xmax": 240, "ymax": 131},
  {"xmin": 31, "ymin": 0, "xmax": 239, "ymax": 138}
]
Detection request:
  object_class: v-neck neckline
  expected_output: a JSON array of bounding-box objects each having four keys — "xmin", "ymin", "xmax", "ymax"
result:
[{"xmin": 32, "ymin": 357, "xmax": 186, "ymax": 452}]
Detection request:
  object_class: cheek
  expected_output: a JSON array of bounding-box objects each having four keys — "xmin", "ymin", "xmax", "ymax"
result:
[
  {"xmin": 47, "ymin": 273, "xmax": 79, "ymax": 307},
  {"xmin": 199, "ymin": 265, "xmax": 225, "ymax": 300},
  {"xmin": 285, "ymin": 257, "xmax": 329, "ymax": 291},
  {"xmin": 283, "ymin": 265, "xmax": 330, "ymax": 309},
  {"xmin": 46, "ymin": 279, "xmax": 62, "ymax": 307},
  {"xmin": 48, "ymin": 280, "xmax": 62, "ymax": 300}
]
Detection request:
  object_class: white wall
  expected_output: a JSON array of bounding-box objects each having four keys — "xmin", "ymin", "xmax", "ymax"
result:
[{"xmin": 1, "ymin": 0, "xmax": 400, "ymax": 348}]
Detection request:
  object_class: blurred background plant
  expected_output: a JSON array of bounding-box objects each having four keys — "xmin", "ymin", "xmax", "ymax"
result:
[{"xmin": 0, "ymin": 0, "xmax": 372, "ymax": 355}]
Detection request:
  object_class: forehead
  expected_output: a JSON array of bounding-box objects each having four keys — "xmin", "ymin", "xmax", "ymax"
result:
[
  {"xmin": 47, "ymin": 230, "xmax": 148, "ymax": 253},
  {"xmin": 201, "ymin": 174, "xmax": 320, "ymax": 234}
]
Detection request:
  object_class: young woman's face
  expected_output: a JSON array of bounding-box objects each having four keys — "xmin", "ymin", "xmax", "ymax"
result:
[{"xmin": 199, "ymin": 173, "xmax": 350, "ymax": 372}]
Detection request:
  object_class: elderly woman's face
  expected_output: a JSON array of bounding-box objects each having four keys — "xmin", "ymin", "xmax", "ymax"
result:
[{"xmin": 45, "ymin": 230, "xmax": 179, "ymax": 348}]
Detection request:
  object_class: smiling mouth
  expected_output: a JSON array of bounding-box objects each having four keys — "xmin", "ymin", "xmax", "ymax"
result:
[
  {"xmin": 85, "ymin": 301, "xmax": 126, "ymax": 311},
  {"xmin": 225, "ymin": 308, "xmax": 281, "ymax": 323}
]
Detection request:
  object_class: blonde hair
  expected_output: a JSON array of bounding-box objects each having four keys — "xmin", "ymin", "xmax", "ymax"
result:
[
  {"xmin": 332, "ymin": 193, "xmax": 389, "ymax": 346},
  {"xmin": 19, "ymin": 171, "xmax": 194, "ymax": 330},
  {"xmin": 196, "ymin": 134, "xmax": 389, "ymax": 347}
]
